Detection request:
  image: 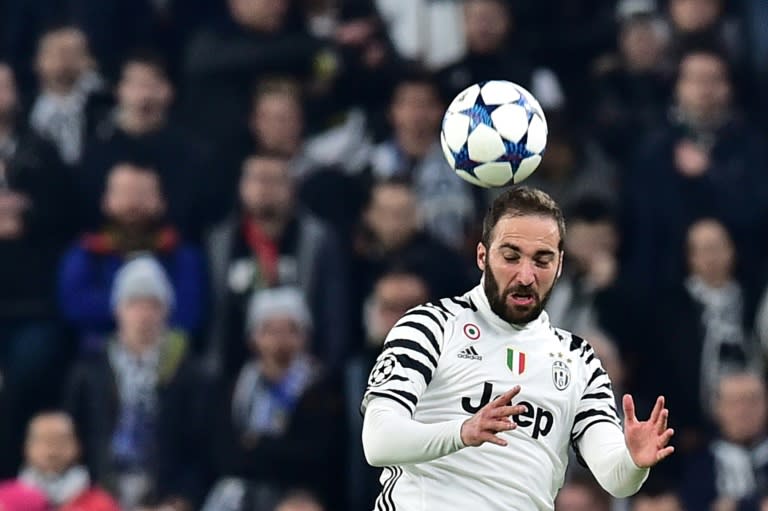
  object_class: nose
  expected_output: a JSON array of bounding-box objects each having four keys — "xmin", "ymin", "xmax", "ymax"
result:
[{"xmin": 515, "ymin": 259, "xmax": 535, "ymax": 286}]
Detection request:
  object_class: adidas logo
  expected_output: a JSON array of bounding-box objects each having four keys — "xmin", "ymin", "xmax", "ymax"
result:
[{"xmin": 457, "ymin": 346, "xmax": 482, "ymax": 361}]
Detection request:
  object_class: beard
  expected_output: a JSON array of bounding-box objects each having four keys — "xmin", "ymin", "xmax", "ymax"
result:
[{"xmin": 483, "ymin": 255, "xmax": 555, "ymax": 326}]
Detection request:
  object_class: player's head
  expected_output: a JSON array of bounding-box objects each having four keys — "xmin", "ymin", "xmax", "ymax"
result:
[{"xmin": 477, "ymin": 186, "xmax": 565, "ymax": 325}]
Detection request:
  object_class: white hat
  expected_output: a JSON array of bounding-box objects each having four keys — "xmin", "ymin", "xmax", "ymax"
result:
[
  {"xmin": 111, "ymin": 254, "xmax": 175, "ymax": 311},
  {"xmin": 246, "ymin": 286, "xmax": 312, "ymax": 335}
]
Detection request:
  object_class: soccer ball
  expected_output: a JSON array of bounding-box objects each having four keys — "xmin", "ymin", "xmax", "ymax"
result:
[{"xmin": 440, "ymin": 80, "xmax": 548, "ymax": 188}]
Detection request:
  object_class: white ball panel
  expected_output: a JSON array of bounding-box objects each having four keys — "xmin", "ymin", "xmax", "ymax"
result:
[
  {"xmin": 442, "ymin": 113, "xmax": 471, "ymax": 152},
  {"xmin": 474, "ymin": 162, "xmax": 514, "ymax": 187},
  {"xmin": 513, "ymin": 155, "xmax": 542, "ymax": 183},
  {"xmin": 456, "ymin": 169, "xmax": 490, "ymax": 188},
  {"xmin": 490, "ymin": 103, "xmax": 529, "ymax": 143},
  {"xmin": 440, "ymin": 132, "xmax": 455, "ymax": 168},
  {"xmin": 467, "ymin": 124, "xmax": 505, "ymax": 162},
  {"xmin": 479, "ymin": 81, "xmax": 520, "ymax": 105},
  {"xmin": 525, "ymin": 114, "xmax": 548, "ymax": 154},
  {"xmin": 447, "ymin": 83, "xmax": 481, "ymax": 113}
]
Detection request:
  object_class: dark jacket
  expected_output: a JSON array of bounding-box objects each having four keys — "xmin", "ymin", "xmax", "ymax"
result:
[
  {"xmin": 64, "ymin": 335, "xmax": 212, "ymax": 506},
  {"xmin": 211, "ymin": 370, "xmax": 344, "ymax": 509}
]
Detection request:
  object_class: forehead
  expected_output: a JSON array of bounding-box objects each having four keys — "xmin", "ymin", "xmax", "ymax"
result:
[{"xmin": 490, "ymin": 214, "xmax": 560, "ymax": 251}]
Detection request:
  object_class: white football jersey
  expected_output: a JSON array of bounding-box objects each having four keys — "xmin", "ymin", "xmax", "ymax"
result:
[{"xmin": 362, "ymin": 284, "xmax": 622, "ymax": 511}]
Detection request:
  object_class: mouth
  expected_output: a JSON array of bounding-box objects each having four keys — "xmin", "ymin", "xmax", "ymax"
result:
[{"xmin": 507, "ymin": 291, "xmax": 536, "ymax": 307}]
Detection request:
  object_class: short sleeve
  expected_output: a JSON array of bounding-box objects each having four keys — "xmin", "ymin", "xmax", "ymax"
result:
[{"xmin": 361, "ymin": 305, "xmax": 447, "ymax": 416}]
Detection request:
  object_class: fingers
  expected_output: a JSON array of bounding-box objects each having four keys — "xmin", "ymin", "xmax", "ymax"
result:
[
  {"xmin": 658, "ymin": 428, "xmax": 675, "ymax": 447},
  {"xmin": 657, "ymin": 408, "xmax": 669, "ymax": 435},
  {"xmin": 649, "ymin": 396, "xmax": 665, "ymax": 424},
  {"xmin": 492, "ymin": 385, "xmax": 521, "ymax": 407},
  {"xmin": 489, "ymin": 404, "xmax": 526, "ymax": 419},
  {"xmin": 656, "ymin": 445, "xmax": 675, "ymax": 461},
  {"xmin": 622, "ymin": 394, "xmax": 636, "ymax": 423},
  {"xmin": 481, "ymin": 432, "xmax": 508, "ymax": 447}
]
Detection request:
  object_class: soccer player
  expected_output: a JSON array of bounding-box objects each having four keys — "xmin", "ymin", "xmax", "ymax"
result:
[{"xmin": 361, "ymin": 187, "xmax": 674, "ymax": 510}]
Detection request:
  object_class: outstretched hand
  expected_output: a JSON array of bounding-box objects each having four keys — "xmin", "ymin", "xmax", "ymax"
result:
[{"xmin": 623, "ymin": 395, "xmax": 675, "ymax": 468}]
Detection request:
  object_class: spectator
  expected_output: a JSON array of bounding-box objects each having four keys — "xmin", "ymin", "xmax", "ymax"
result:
[
  {"xmin": 273, "ymin": 490, "xmax": 325, "ymax": 511},
  {"xmin": 206, "ymin": 153, "xmax": 349, "ymax": 377},
  {"xmin": 437, "ymin": 0, "xmax": 564, "ymax": 111},
  {"xmin": 29, "ymin": 24, "xmax": 111, "ymax": 166},
  {"xmin": 369, "ymin": 71, "xmax": 475, "ymax": 249},
  {"xmin": 653, "ymin": 219, "xmax": 760, "ymax": 455},
  {"xmin": 58, "ymin": 162, "xmax": 206, "ymax": 352},
  {"xmin": 0, "ymin": 61, "xmax": 75, "ymax": 477},
  {"xmin": 681, "ymin": 371, "xmax": 768, "ymax": 511},
  {"xmin": 183, "ymin": 0, "xmax": 322, "ymax": 143},
  {"xmin": 546, "ymin": 197, "xmax": 627, "ymax": 338},
  {"xmin": 65, "ymin": 256, "xmax": 210, "ymax": 510},
  {"xmin": 2, "ymin": 411, "xmax": 119, "ymax": 511},
  {"xmin": 79, "ymin": 51, "xmax": 211, "ymax": 236},
  {"xmin": 623, "ymin": 41, "xmax": 768, "ymax": 300},
  {"xmin": 555, "ymin": 472, "xmax": 611, "ymax": 511},
  {"xmin": 591, "ymin": 0, "xmax": 673, "ymax": 164},
  {"xmin": 203, "ymin": 287, "xmax": 343, "ymax": 511},
  {"xmin": 351, "ymin": 179, "xmax": 472, "ymax": 315},
  {"xmin": 631, "ymin": 481, "xmax": 685, "ymax": 511}
]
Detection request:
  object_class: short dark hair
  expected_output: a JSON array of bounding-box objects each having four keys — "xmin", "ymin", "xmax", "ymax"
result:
[
  {"xmin": 121, "ymin": 49, "xmax": 170, "ymax": 82},
  {"xmin": 481, "ymin": 186, "xmax": 565, "ymax": 250},
  {"xmin": 565, "ymin": 196, "xmax": 617, "ymax": 225}
]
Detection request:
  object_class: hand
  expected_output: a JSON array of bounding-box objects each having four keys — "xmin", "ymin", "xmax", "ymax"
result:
[
  {"xmin": 674, "ymin": 140, "xmax": 710, "ymax": 178},
  {"xmin": 623, "ymin": 395, "xmax": 675, "ymax": 468},
  {"xmin": 461, "ymin": 385, "xmax": 524, "ymax": 447}
]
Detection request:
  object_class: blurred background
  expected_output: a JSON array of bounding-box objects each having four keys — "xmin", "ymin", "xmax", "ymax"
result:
[{"xmin": 0, "ymin": 0, "xmax": 767, "ymax": 510}]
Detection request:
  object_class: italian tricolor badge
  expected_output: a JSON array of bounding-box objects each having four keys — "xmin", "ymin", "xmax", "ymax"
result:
[{"xmin": 507, "ymin": 348, "xmax": 526, "ymax": 375}]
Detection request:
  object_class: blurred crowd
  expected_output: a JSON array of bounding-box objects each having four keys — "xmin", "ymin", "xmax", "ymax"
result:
[{"xmin": 1, "ymin": 0, "xmax": 768, "ymax": 510}]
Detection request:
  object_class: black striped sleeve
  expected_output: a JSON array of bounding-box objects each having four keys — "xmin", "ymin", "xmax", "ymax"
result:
[
  {"xmin": 571, "ymin": 333, "xmax": 621, "ymax": 441},
  {"xmin": 361, "ymin": 305, "xmax": 449, "ymax": 415}
]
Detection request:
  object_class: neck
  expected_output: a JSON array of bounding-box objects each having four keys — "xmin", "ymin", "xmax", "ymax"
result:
[
  {"xmin": 396, "ymin": 133, "xmax": 432, "ymax": 159},
  {"xmin": 259, "ymin": 358, "xmax": 290, "ymax": 382},
  {"xmin": 249, "ymin": 214, "xmax": 286, "ymax": 240},
  {"xmin": 118, "ymin": 109, "xmax": 165, "ymax": 135},
  {"xmin": 43, "ymin": 79, "xmax": 77, "ymax": 96}
]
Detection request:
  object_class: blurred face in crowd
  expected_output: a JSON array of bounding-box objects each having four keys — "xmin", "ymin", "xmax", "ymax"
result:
[
  {"xmin": 632, "ymin": 494, "xmax": 684, "ymax": 511},
  {"xmin": 35, "ymin": 27, "xmax": 91, "ymax": 93},
  {"xmin": 390, "ymin": 82, "xmax": 443, "ymax": 156},
  {"xmin": 0, "ymin": 64, "xmax": 18, "ymax": 122},
  {"xmin": 117, "ymin": 297, "xmax": 168, "ymax": 354},
  {"xmin": 274, "ymin": 495, "xmax": 324, "ymax": 511},
  {"xmin": 478, "ymin": 215, "xmax": 562, "ymax": 325},
  {"xmin": 565, "ymin": 218, "xmax": 618, "ymax": 271},
  {"xmin": 364, "ymin": 182, "xmax": 419, "ymax": 251},
  {"xmin": 25, "ymin": 413, "xmax": 79, "ymax": 475},
  {"xmin": 103, "ymin": 164, "xmax": 166, "ymax": 228},
  {"xmin": 239, "ymin": 156, "xmax": 295, "ymax": 224},
  {"xmin": 620, "ymin": 18, "xmax": 668, "ymax": 72},
  {"xmin": 117, "ymin": 62, "xmax": 173, "ymax": 130},
  {"xmin": 366, "ymin": 272, "xmax": 430, "ymax": 343},
  {"xmin": 715, "ymin": 373, "xmax": 767, "ymax": 445},
  {"xmin": 669, "ymin": 0, "xmax": 721, "ymax": 32},
  {"xmin": 250, "ymin": 90, "xmax": 304, "ymax": 156},
  {"xmin": 676, "ymin": 52, "xmax": 731, "ymax": 124},
  {"xmin": 229, "ymin": 0, "xmax": 290, "ymax": 33},
  {"xmin": 251, "ymin": 316, "xmax": 307, "ymax": 370},
  {"xmin": 686, "ymin": 219, "xmax": 734, "ymax": 287},
  {"xmin": 464, "ymin": 0, "xmax": 511, "ymax": 54},
  {"xmin": 555, "ymin": 482, "xmax": 609, "ymax": 511}
]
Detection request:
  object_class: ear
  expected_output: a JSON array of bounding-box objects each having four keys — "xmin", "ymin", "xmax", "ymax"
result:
[
  {"xmin": 476, "ymin": 242, "xmax": 486, "ymax": 272},
  {"xmin": 556, "ymin": 251, "xmax": 564, "ymax": 279}
]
